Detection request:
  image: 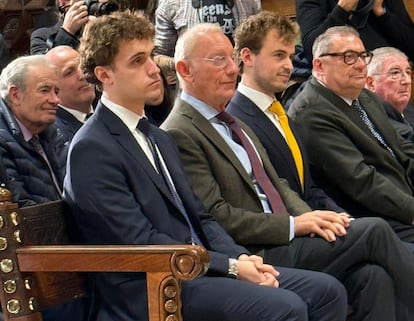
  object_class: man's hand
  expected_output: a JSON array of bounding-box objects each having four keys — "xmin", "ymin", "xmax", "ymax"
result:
[
  {"xmin": 236, "ymin": 254, "xmax": 279, "ymax": 288},
  {"xmin": 294, "ymin": 210, "xmax": 351, "ymax": 242},
  {"xmin": 337, "ymin": 0, "xmax": 359, "ymax": 12},
  {"xmin": 372, "ymin": 0, "xmax": 386, "ymax": 16},
  {"xmin": 62, "ymin": 0, "xmax": 90, "ymax": 35}
]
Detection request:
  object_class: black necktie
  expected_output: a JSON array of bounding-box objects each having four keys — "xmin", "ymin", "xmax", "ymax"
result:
[
  {"xmin": 137, "ymin": 118, "xmax": 202, "ymax": 245},
  {"xmin": 352, "ymin": 100, "xmax": 395, "ymax": 157},
  {"xmin": 216, "ymin": 112, "xmax": 288, "ymax": 215}
]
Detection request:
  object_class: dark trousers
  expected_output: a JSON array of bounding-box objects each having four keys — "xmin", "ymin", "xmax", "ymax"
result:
[
  {"xmin": 182, "ymin": 267, "xmax": 347, "ymax": 321},
  {"xmin": 262, "ymin": 217, "xmax": 414, "ymax": 321}
]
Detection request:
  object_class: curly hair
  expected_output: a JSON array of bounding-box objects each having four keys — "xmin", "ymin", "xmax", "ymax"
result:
[
  {"xmin": 234, "ymin": 11, "xmax": 299, "ymax": 73},
  {"xmin": 79, "ymin": 10, "xmax": 155, "ymax": 90}
]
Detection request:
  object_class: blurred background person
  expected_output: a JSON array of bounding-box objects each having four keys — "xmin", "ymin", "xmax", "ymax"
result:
[{"xmin": 154, "ymin": 0, "xmax": 261, "ymax": 94}]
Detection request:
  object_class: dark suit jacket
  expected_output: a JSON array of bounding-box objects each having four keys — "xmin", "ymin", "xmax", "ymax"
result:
[
  {"xmin": 55, "ymin": 107, "xmax": 83, "ymax": 141},
  {"xmin": 30, "ymin": 21, "xmax": 80, "ymax": 55},
  {"xmin": 161, "ymin": 98, "xmax": 311, "ymax": 249},
  {"xmin": 227, "ymin": 91, "xmax": 343, "ymax": 212},
  {"xmin": 382, "ymin": 101, "xmax": 414, "ymax": 144},
  {"xmin": 296, "ymin": 0, "xmax": 414, "ymax": 62},
  {"xmin": 288, "ymin": 77, "xmax": 414, "ymax": 225},
  {"xmin": 64, "ymin": 102, "xmax": 247, "ymax": 320}
]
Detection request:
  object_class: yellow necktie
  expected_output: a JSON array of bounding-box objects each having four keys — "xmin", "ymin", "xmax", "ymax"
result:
[{"xmin": 269, "ymin": 100, "xmax": 304, "ymax": 191}]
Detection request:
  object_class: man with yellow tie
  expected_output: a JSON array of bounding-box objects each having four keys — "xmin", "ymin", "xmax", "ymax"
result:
[{"xmin": 227, "ymin": 11, "xmax": 344, "ymax": 213}]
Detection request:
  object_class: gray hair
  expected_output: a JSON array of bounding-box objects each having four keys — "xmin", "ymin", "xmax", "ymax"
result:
[
  {"xmin": 174, "ymin": 23, "xmax": 224, "ymax": 62},
  {"xmin": 0, "ymin": 55, "xmax": 55, "ymax": 103},
  {"xmin": 367, "ymin": 47, "xmax": 409, "ymax": 76},
  {"xmin": 312, "ymin": 26, "xmax": 360, "ymax": 58}
]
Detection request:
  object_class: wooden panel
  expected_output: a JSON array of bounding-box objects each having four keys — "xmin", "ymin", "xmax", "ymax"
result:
[
  {"xmin": 261, "ymin": 0, "xmax": 296, "ymax": 19},
  {"xmin": 0, "ymin": 0, "xmax": 55, "ymax": 60}
]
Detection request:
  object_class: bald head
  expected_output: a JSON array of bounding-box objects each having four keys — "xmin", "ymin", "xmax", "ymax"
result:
[{"xmin": 45, "ymin": 46, "xmax": 95, "ymax": 113}]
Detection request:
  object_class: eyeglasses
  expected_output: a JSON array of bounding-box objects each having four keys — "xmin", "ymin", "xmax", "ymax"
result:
[
  {"xmin": 195, "ymin": 55, "xmax": 238, "ymax": 69},
  {"xmin": 371, "ymin": 68, "xmax": 413, "ymax": 81},
  {"xmin": 319, "ymin": 50, "xmax": 373, "ymax": 65}
]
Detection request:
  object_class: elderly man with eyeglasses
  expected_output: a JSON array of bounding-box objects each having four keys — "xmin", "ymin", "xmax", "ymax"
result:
[
  {"xmin": 366, "ymin": 47, "xmax": 414, "ymax": 143},
  {"xmin": 289, "ymin": 25, "xmax": 414, "ymax": 244}
]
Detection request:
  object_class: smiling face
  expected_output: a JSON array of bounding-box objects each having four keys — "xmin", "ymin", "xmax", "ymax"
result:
[
  {"xmin": 314, "ymin": 33, "xmax": 368, "ymax": 99},
  {"xmin": 367, "ymin": 56, "xmax": 412, "ymax": 113},
  {"xmin": 9, "ymin": 64, "xmax": 60, "ymax": 134},
  {"xmin": 179, "ymin": 30, "xmax": 238, "ymax": 111},
  {"xmin": 96, "ymin": 38, "xmax": 162, "ymax": 115},
  {"xmin": 241, "ymin": 28, "xmax": 295, "ymax": 96}
]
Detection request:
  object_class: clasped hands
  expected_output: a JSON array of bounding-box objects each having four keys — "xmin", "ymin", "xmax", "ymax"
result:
[
  {"xmin": 236, "ymin": 254, "xmax": 280, "ymax": 288},
  {"xmin": 294, "ymin": 210, "xmax": 352, "ymax": 242}
]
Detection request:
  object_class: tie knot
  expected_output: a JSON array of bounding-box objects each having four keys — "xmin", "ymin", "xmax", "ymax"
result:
[
  {"xmin": 351, "ymin": 99, "xmax": 361, "ymax": 109},
  {"xmin": 137, "ymin": 117, "xmax": 151, "ymax": 137},
  {"xmin": 216, "ymin": 111, "xmax": 236, "ymax": 125},
  {"xmin": 268, "ymin": 100, "xmax": 286, "ymax": 117}
]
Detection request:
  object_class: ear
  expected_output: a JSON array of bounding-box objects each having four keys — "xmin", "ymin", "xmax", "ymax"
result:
[
  {"xmin": 94, "ymin": 66, "xmax": 112, "ymax": 87},
  {"xmin": 239, "ymin": 47, "xmax": 254, "ymax": 67},
  {"xmin": 366, "ymin": 76, "xmax": 375, "ymax": 91},
  {"xmin": 8, "ymin": 86, "xmax": 22, "ymax": 106},
  {"xmin": 176, "ymin": 60, "xmax": 193, "ymax": 82}
]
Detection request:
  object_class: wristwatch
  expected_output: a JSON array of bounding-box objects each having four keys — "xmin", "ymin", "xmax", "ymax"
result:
[{"xmin": 227, "ymin": 258, "xmax": 238, "ymax": 279}]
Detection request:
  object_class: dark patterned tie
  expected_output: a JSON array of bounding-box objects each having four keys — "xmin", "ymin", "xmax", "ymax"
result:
[
  {"xmin": 137, "ymin": 118, "xmax": 202, "ymax": 245},
  {"xmin": 352, "ymin": 100, "xmax": 395, "ymax": 157},
  {"xmin": 29, "ymin": 135, "xmax": 63, "ymax": 198},
  {"xmin": 216, "ymin": 112, "xmax": 289, "ymax": 215}
]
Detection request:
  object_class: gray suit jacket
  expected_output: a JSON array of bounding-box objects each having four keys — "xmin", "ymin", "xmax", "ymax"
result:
[
  {"xmin": 161, "ymin": 98, "xmax": 311, "ymax": 249},
  {"xmin": 288, "ymin": 77, "xmax": 414, "ymax": 224}
]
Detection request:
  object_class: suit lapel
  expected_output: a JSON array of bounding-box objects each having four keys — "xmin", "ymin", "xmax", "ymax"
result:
[
  {"xmin": 176, "ymin": 99, "xmax": 259, "ymax": 193},
  {"xmin": 231, "ymin": 93, "xmax": 302, "ymax": 188},
  {"xmin": 96, "ymin": 103, "xmax": 178, "ymax": 206}
]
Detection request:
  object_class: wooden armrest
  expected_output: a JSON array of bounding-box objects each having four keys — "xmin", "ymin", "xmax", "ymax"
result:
[{"xmin": 16, "ymin": 245, "xmax": 209, "ymax": 279}]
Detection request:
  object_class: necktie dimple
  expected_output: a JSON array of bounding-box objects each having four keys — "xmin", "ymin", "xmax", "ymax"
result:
[
  {"xmin": 268, "ymin": 100, "xmax": 304, "ymax": 191},
  {"xmin": 352, "ymin": 99, "xmax": 395, "ymax": 157},
  {"xmin": 216, "ymin": 112, "xmax": 289, "ymax": 215},
  {"xmin": 137, "ymin": 118, "xmax": 203, "ymax": 245}
]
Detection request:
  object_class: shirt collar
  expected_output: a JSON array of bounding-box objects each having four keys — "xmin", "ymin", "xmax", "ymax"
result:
[
  {"xmin": 101, "ymin": 95, "xmax": 146, "ymax": 133},
  {"xmin": 180, "ymin": 90, "xmax": 220, "ymax": 120},
  {"xmin": 59, "ymin": 105, "xmax": 92, "ymax": 123},
  {"xmin": 237, "ymin": 82, "xmax": 275, "ymax": 112},
  {"xmin": 15, "ymin": 117, "xmax": 34, "ymax": 142}
]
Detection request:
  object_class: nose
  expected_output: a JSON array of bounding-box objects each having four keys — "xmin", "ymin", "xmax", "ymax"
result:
[
  {"xmin": 226, "ymin": 57, "xmax": 239, "ymax": 74},
  {"xmin": 147, "ymin": 57, "xmax": 161, "ymax": 76},
  {"xmin": 50, "ymin": 90, "xmax": 60, "ymax": 105}
]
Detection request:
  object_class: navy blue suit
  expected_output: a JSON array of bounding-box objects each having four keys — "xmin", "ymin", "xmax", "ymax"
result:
[
  {"xmin": 227, "ymin": 91, "xmax": 343, "ymax": 212},
  {"xmin": 64, "ymin": 102, "xmax": 347, "ymax": 321},
  {"xmin": 55, "ymin": 107, "xmax": 83, "ymax": 141}
]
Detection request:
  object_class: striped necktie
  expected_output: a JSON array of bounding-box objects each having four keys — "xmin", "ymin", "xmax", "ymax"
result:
[
  {"xmin": 217, "ymin": 112, "xmax": 289, "ymax": 215},
  {"xmin": 352, "ymin": 99, "xmax": 395, "ymax": 157},
  {"xmin": 268, "ymin": 100, "xmax": 304, "ymax": 191}
]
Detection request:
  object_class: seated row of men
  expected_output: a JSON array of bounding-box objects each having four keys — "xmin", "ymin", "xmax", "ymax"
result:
[{"xmin": 2, "ymin": 9, "xmax": 414, "ymax": 321}]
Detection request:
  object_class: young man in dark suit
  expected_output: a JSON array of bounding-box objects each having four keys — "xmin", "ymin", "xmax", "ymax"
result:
[
  {"xmin": 227, "ymin": 11, "xmax": 342, "ymax": 212},
  {"xmin": 63, "ymin": 10, "xmax": 348, "ymax": 321},
  {"xmin": 161, "ymin": 12, "xmax": 414, "ymax": 321}
]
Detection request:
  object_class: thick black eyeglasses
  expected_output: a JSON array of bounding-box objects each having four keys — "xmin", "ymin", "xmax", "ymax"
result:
[{"xmin": 319, "ymin": 50, "xmax": 373, "ymax": 65}]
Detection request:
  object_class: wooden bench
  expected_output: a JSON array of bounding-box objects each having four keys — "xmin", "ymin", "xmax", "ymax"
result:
[{"xmin": 0, "ymin": 187, "xmax": 209, "ymax": 321}]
